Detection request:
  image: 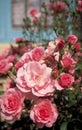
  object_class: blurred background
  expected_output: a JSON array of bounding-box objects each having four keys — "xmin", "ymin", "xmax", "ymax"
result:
[{"xmin": 0, "ymin": 0, "xmax": 49, "ymax": 43}]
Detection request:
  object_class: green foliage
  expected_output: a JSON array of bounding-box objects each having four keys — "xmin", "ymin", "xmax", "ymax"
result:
[{"xmin": 60, "ymin": 122, "xmax": 68, "ymax": 130}]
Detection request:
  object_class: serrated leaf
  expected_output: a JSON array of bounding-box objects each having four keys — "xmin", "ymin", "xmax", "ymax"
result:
[{"xmin": 60, "ymin": 122, "xmax": 68, "ymax": 130}]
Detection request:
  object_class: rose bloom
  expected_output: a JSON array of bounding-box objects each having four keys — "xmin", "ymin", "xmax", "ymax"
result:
[
  {"xmin": 0, "ymin": 88, "xmax": 25, "ymax": 123},
  {"xmin": 44, "ymin": 55, "xmax": 55, "ymax": 68},
  {"xmin": 30, "ymin": 99, "xmax": 59, "ymax": 128},
  {"xmin": 15, "ymin": 45, "xmax": 45, "ymax": 70},
  {"xmin": 67, "ymin": 34, "xmax": 78, "ymax": 44},
  {"xmin": 0, "ymin": 59, "xmax": 13, "ymax": 74},
  {"xmin": 56, "ymin": 38, "xmax": 65, "ymax": 50},
  {"xmin": 7, "ymin": 55, "xmax": 15, "ymax": 63},
  {"xmin": 15, "ymin": 47, "xmax": 44, "ymax": 70},
  {"xmin": 77, "ymin": 52, "xmax": 82, "ymax": 57},
  {"xmin": 54, "ymin": 36, "xmax": 65, "ymax": 50},
  {"xmin": 49, "ymin": 1, "xmax": 67, "ymax": 14},
  {"xmin": 32, "ymin": 17, "xmax": 39, "ymax": 24},
  {"xmin": 15, "ymin": 61, "xmax": 24, "ymax": 70},
  {"xmin": 59, "ymin": 73, "xmax": 74, "ymax": 88},
  {"xmin": 46, "ymin": 37, "xmax": 64, "ymax": 56},
  {"xmin": 15, "ymin": 52, "xmax": 32, "ymax": 70},
  {"xmin": 74, "ymin": 42, "xmax": 81, "ymax": 51},
  {"xmin": 77, "ymin": 0, "xmax": 82, "ymax": 12},
  {"xmin": 16, "ymin": 61, "xmax": 55, "ymax": 97},
  {"xmin": 61, "ymin": 53, "xmax": 76, "ymax": 68},
  {"xmin": 32, "ymin": 46, "xmax": 44, "ymax": 61},
  {"xmin": 0, "ymin": 48, "xmax": 10, "ymax": 60},
  {"xmin": 68, "ymin": 66, "xmax": 75, "ymax": 74},
  {"xmin": 28, "ymin": 8, "xmax": 41, "ymax": 18},
  {"xmin": 28, "ymin": 8, "xmax": 38, "ymax": 16}
]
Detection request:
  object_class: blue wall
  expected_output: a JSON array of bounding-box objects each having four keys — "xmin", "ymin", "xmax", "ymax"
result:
[
  {"xmin": 0, "ymin": 0, "xmax": 23, "ymax": 43},
  {"xmin": 0, "ymin": 0, "xmax": 56, "ymax": 43}
]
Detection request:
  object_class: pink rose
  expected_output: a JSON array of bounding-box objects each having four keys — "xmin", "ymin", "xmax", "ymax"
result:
[
  {"xmin": 32, "ymin": 46, "xmax": 44, "ymax": 61},
  {"xmin": 68, "ymin": 67, "xmax": 75, "ymax": 74},
  {"xmin": 15, "ymin": 52, "xmax": 32, "ymax": 70},
  {"xmin": 44, "ymin": 55, "xmax": 55, "ymax": 68},
  {"xmin": 16, "ymin": 61, "xmax": 55, "ymax": 97},
  {"xmin": 49, "ymin": 1, "xmax": 67, "ymax": 14},
  {"xmin": 15, "ymin": 61, "xmax": 24, "ymax": 70},
  {"xmin": 0, "ymin": 59, "xmax": 13, "ymax": 74},
  {"xmin": 32, "ymin": 17, "xmax": 39, "ymax": 24},
  {"xmin": 74, "ymin": 43, "xmax": 81, "ymax": 51},
  {"xmin": 0, "ymin": 88, "xmax": 25, "ymax": 123},
  {"xmin": 77, "ymin": 0, "xmax": 82, "ymax": 12},
  {"xmin": 59, "ymin": 73, "xmax": 74, "ymax": 88},
  {"xmin": 28, "ymin": 8, "xmax": 38, "ymax": 16},
  {"xmin": 0, "ymin": 48, "xmax": 10, "ymax": 60},
  {"xmin": 67, "ymin": 34, "xmax": 78, "ymax": 44},
  {"xmin": 7, "ymin": 55, "xmax": 15, "ymax": 63},
  {"xmin": 30, "ymin": 99, "xmax": 59, "ymax": 128},
  {"xmin": 56, "ymin": 37, "xmax": 65, "ymax": 50},
  {"xmin": 28, "ymin": 8, "xmax": 41, "ymax": 18},
  {"xmin": 46, "ymin": 38, "xmax": 64, "ymax": 57},
  {"xmin": 61, "ymin": 53, "xmax": 76, "ymax": 68}
]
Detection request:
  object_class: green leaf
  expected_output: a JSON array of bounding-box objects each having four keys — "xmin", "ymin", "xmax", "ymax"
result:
[{"xmin": 60, "ymin": 122, "xmax": 68, "ymax": 130}]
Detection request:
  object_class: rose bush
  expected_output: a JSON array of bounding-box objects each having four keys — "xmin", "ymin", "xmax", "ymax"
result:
[{"xmin": 0, "ymin": 34, "xmax": 82, "ymax": 130}]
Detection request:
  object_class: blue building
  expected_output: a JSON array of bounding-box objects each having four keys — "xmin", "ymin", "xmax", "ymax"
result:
[
  {"xmin": 0, "ymin": 0, "xmax": 23, "ymax": 43},
  {"xmin": 0, "ymin": 0, "xmax": 50, "ymax": 43},
  {"xmin": 0, "ymin": 0, "xmax": 26, "ymax": 43},
  {"xmin": 0, "ymin": 0, "xmax": 52, "ymax": 43}
]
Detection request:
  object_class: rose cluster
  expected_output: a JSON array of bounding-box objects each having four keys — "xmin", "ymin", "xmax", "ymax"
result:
[
  {"xmin": 77, "ymin": 0, "xmax": 82, "ymax": 12},
  {"xmin": 0, "ymin": 34, "xmax": 81, "ymax": 129}
]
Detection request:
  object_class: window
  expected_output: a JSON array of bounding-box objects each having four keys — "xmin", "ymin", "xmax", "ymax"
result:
[
  {"xmin": 12, "ymin": 0, "xmax": 26, "ymax": 27},
  {"xmin": 12, "ymin": 0, "xmax": 50, "ymax": 28}
]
